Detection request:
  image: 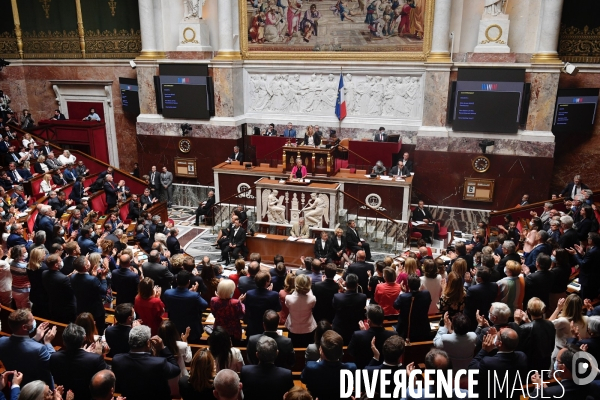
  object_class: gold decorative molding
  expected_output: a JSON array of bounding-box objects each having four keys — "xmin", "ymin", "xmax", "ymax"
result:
[
  {"xmin": 108, "ymin": 0, "xmax": 117, "ymax": 17},
  {"xmin": 213, "ymin": 50, "xmax": 243, "ymax": 61},
  {"xmin": 182, "ymin": 27, "xmax": 198, "ymax": 44},
  {"xmin": 238, "ymin": 0, "xmax": 434, "ymax": 61},
  {"xmin": 558, "ymin": 24, "xmax": 600, "ymax": 63},
  {"xmin": 75, "ymin": 0, "xmax": 86, "ymax": 58},
  {"xmin": 85, "ymin": 29, "xmax": 142, "ymax": 58},
  {"xmin": 136, "ymin": 50, "xmax": 166, "ymax": 59},
  {"xmin": 22, "ymin": 30, "xmax": 81, "ymax": 58},
  {"xmin": 481, "ymin": 24, "xmax": 505, "ymax": 44},
  {"xmin": 530, "ymin": 53, "xmax": 563, "ymax": 64},
  {"xmin": 0, "ymin": 32, "xmax": 19, "ymax": 59},
  {"xmin": 10, "ymin": 0, "xmax": 23, "ymax": 58},
  {"xmin": 39, "ymin": 0, "xmax": 51, "ymax": 19},
  {"xmin": 427, "ymin": 51, "xmax": 451, "ymax": 62}
]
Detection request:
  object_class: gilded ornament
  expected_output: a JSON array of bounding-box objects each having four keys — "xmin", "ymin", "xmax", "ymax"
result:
[
  {"xmin": 480, "ymin": 24, "xmax": 505, "ymax": 45},
  {"xmin": 182, "ymin": 27, "xmax": 199, "ymax": 44},
  {"xmin": 108, "ymin": 0, "xmax": 117, "ymax": 17},
  {"xmin": 39, "ymin": 0, "xmax": 51, "ymax": 19}
]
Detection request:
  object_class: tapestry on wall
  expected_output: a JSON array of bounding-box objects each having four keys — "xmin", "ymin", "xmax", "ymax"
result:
[
  {"xmin": 558, "ymin": 0, "xmax": 600, "ymax": 63},
  {"xmin": 241, "ymin": 0, "xmax": 432, "ymax": 60}
]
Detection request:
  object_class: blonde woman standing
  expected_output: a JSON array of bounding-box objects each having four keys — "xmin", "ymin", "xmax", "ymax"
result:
[
  {"xmin": 285, "ymin": 274, "xmax": 317, "ymax": 347},
  {"xmin": 39, "ymin": 174, "xmax": 55, "ymax": 194}
]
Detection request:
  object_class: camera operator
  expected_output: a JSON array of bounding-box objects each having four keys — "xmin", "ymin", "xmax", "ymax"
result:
[{"xmin": 20, "ymin": 109, "xmax": 34, "ymax": 130}]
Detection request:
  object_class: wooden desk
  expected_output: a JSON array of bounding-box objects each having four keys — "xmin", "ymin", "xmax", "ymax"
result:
[
  {"xmin": 348, "ymin": 140, "xmax": 402, "ymax": 168},
  {"xmin": 282, "ymin": 145, "xmax": 337, "ymax": 177},
  {"xmin": 246, "ymin": 234, "xmax": 314, "ymax": 267}
]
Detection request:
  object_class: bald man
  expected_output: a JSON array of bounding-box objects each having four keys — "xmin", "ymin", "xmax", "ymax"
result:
[{"xmin": 90, "ymin": 370, "xmax": 123, "ymax": 400}]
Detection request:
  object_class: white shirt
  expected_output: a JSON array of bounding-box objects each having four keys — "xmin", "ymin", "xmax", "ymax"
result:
[
  {"xmin": 40, "ymin": 180, "xmax": 52, "ymax": 194},
  {"xmin": 306, "ymin": 136, "xmax": 315, "ymax": 146},
  {"xmin": 22, "ymin": 138, "xmax": 37, "ymax": 148},
  {"xmin": 58, "ymin": 154, "xmax": 76, "ymax": 165},
  {"xmin": 572, "ymin": 184, "xmax": 582, "ymax": 199}
]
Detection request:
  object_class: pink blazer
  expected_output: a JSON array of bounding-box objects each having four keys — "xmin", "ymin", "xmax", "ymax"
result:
[{"xmin": 291, "ymin": 165, "xmax": 307, "ymax": 178}]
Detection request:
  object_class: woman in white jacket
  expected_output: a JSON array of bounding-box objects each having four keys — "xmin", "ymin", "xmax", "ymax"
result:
[
  {"xmin": 285, "ymin": 274, "xmax": 317, "ymax": 347},
  {"xmin": 39, "ymin": 174, "xmax": 56, "ymax": 194},
  {"xmin": 58, "ymin": 150, "xmax": 76, "ymax": 165}
]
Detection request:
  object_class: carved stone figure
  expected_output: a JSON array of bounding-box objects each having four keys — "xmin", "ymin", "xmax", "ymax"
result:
[
  {"xmin": 321, "ymin": 74, "xmax": 338, "ymax": 109},
  {"xmin": 484, "ymin": 0, "xmax": 505, "ymax": 16},
  {"xmin": 302, "ymin": 193, "xmax": 329, "ymax": 227},
  {"xmin": 184, "ymin": 0, "xmax": 204, "ymax": 19},
  {"xmin": 262, "ymin": 189, "xmax": 288, "ymax": 224},
  {"xmin": 343, "ymin": 74, "xmax": 355, "ymax": 112}
]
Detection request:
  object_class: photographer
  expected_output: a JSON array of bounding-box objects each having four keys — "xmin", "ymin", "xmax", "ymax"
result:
[{"xmin": 21, "ymin": 109, "xmax": 34, "ymax": 130}]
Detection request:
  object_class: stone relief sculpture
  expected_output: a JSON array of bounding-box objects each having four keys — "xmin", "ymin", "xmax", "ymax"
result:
[
  {"xmin": 262, "ymin": 189, "xmax": 288, "ymax": 224},
  {"xmin": 247, "ymin": 72, "xmax": 422, "ymax": 118},
  {"xmin": 483, "ymin": 0, "xmax": 506, "ymax": 16},
  {"xmin": 302, "ymin": 193, "xmax": 329, "ymax": 228},
  {"xmin": 184, "ymin": 0, "xmax": 204, "ymax": 19}
]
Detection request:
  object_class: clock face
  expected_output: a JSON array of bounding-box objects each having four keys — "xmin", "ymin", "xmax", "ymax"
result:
[
  {"xmin": 179, "ymin": 139, "xmax": 191, "ymax": 153},
  {"xmin": 473, "ymin": 156, "xmax": 490, "ymax": 173}
]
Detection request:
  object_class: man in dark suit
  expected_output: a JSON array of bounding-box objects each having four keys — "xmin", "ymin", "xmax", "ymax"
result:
[
  {"xmin": 348, "ymin": 305, "xmax": 398, "ymax": 368},
  {"xmin": 49, "ymin": 190, "xmax": 72, "ymax": 220},
  {"xmin": 111, "ymin": 255, "xmax": 141, "ymax": 306},
  {"xmin": 332, "ymin": 274, "xmax": 367, "ymax": 345},
  {"xmin": 560, "ymin": 174, "xmax": 589, "ymax": 198},
  {"xmin": 41, "ymin": 140, "xmax": 53, "ymax": 156},
  {"xmin": 468, "ymin": 328, "xmax": 528, "ymax": 400},
  {"xmin": 402, "ymin": 152, "xmax": 413, "ymax": 173},
  {"xmin": 393, "ymin": 275, "xmax": 432, "ymax": 342},
  {"xmin": 148, "ymin": 165, "xmax": 160, "ymax": 197},
  {"xmin": 234, "ymin": 205, "xmax": 248, "ymax": 224},
  {"xmin": 474, "ymin": 302, "xmax": 520, "ymax": 355},
  {"xmin": 105, "ymin": 303, "xmax": 137, "ymax": 357},
  {"xmin": 163, "ymin": 271, "xmax": 208, "ymax": 344},
  {"xmin": 301, "ymin": 330, "xmax": 357, "ymax": 400},
  {"xmin": 238, "ymin": 261, "xmax": 260, "ymax": 294},
  {"xmin": 52, "ymin": 171, "xmax": 68, "ymax": 186},
  {"xmin": 246, "ymin": 309, "xmax": 295, "ymax": 369},
  {"xmin": 389, "ymin": 160, "xmax": 409, "ymax": 177},
  {"xmin": 244, "ymin": 271, "xmax": 281, "ymax": 337},
  {"xmin": 134, "ymin": 224, "xmax": 151, "ymax": 253},
  {"xmin": 142, "ymin": 250, "xmax": 174, "ymax": 295},
  {"xmin": 228, "ymin": 146, "xmax": 244, "ymax": 163},
  {"xmin": 412, "ymin": 200, "xmax": 436, "ymax": 242},
  {"xmin": 282, "ymin": 122, "xmax": 296, "ymax": 138},
  {"xmin": 559, "ymin": 215, "xmax": 579, "ymax": 250},
  {"xmin": 112, "ymin": 325, "xmax": 180, "ymax": 400},
  {"xmin": 42, "ymin": 254, "xmax": 77, "ymax": 323},
  {"xmin": 530, "ymin": 345, "xmax": 590, "ymax": 400},
  {"xmin": 571, "ymin": 232, "xmax": 600, "ymax": 300},
  {"xmin": 365, "ymin": 335, "xmax": 405, "ymax": 375},
  {"xmin": 346, "ymin": 220, "xmax": 373, "ymax": 262},
  {"xmin": 314, "ymin": 231, "xmax": 333, "ymax": 263},
  {"xmin": 513, "ymin": 298, "xmax": 555, "ymax": 374},
  {"xmin": 221, "ymin": 218, "xmax": 246, "ymax": 265},
  {"xmin": 373, "ymin": 126, "xmax": 388, "ymax": 142},
  {"xmin": 70, "ymin": 256, "xmax": 108, "ymax": 333},
  {"xmin": 264, "ymin": 123, "xmax": 277, "ymax": 136},
  {"xmin": 194, "ymin": 190, "xmax": 215, "ymax": 226},
  {"xmin": 523, "ymin": 253, "xmax": 554, "ymax": 307},
  {"xmin": 50, "ymin": 109, "xmax": 66, "ymax": 120},
  {"xmin": 0, "ymin": 309, "xmax": 57, "ymax": 388},
  {"xmin": 241, "ymin": 336, "xmax": 294, "ymax": 400},
  {"xmin": 77, "ymin": 227, "xmax": 99, "ymax": 256},
  {"xmin": 103, "ymin": 174, "xmax": 118, "ymax": 213},
  {"xmin": 166, "ymin": 228, "xmax": 183, "ymax": 254},
  {"xmin": 49, "ymin": 324, "xmax": 107, "ymax": 400},
  {"xmin": 464, "ymin": 265, "xmax": 498, "ymax": 329},
  {"xmin": 495, "ymin": 240, "xmax": 521, "ymax": 280},
  {"xmin": 312, "ymin": 263, "xmax": 341, "ymax": 323},
  {"xmin": 6, "ymin": 224, "xmax": 33, "ymax": 250},
  {"xmin": 344, "ymin": 250, "xmax": 374, "ymax": 297},
  {"xmin": 61, "ymin": 241, "xmax": 80, "ymax": 275}
]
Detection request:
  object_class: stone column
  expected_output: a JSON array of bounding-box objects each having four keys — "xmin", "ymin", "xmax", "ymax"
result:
[
  {"xmin": 531, "ymin": 0, "xmax": 564, "ymax": 63},
  {"xmin": 427, "ymin": 0, "xmax": 452, "ymax": 62},
  {"xmin": 215, "ymin": 0, "xmax": 241, "ymax": 60},
  {"xmin": 137, "ymin": 0, "xmax": 165, "ymax": 59}
]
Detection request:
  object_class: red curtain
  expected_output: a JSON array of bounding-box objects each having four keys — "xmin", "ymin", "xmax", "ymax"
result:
[{"xmin": 66, "ymin": 101, "xmax": 105, "ymax": 121}]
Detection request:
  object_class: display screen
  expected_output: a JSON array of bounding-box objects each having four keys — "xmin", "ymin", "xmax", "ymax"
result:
[
  {"xmin": 451, "ymin": 68, "xmax": 525, "ymax": 134},
  {"xmin": 157, "ymin": 64, "xmax": 212, "ymax": 119},
  {"xmin": 119, "ymin": 78, "xmax": 140, "ymax": 115},
  {"xmin": 552, "ymin": 88, "xmax": 599, "ymax": 133}
]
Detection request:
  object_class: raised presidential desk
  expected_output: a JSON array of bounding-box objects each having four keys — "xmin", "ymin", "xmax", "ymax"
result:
[
  {"xmin": 282, "ymin": 145, "xmax": 338, "ymax": 177},
  {"xmin": 347, "ymin": 140, "xmax": 402, "ymax": 168}
]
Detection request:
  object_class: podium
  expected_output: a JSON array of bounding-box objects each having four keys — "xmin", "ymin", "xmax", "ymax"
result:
[{"xmin": 282, "ymin": 145, "xmax": 337, "ymax": 177}]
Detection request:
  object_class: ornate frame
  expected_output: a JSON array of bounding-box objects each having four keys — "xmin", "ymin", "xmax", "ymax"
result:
[{"xmin": 239, "ymin": 0, "xmax": 435, "ymax": 61}]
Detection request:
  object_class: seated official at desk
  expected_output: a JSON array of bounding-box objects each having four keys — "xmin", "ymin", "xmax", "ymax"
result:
[
  {"xmin": 371, "ymin": 161, "xmax": 386, "ymax": 176},
  {"xmin": 291, "ymin": 217, "xmax": 310, "ymax": 239},
  {"xmin": 374, "ymin": 126, "xmax": 387, "ymax": 142},
  {"xmin": 402, "ymin": 152, "xmax": 413, "ymax": 173},
  {"xmin": 227, "ymin": 146, "xmax": 244, "ymax": 164},
  {"xmin": 290, "ymin": 158, "xmax": 307, "ymax": 180},
  {"xmin": 300, "ymin": 126, "xmax": 321, "ymax": 147},
  {"xmin": 412, "ymin": 199, "xmax": 437, "ymax": 242},
  {"xmin": 389, "ymin": 160, "xmax": 409, "ymax": 177},
  {"xmin": 264, "ymin": 123, "xmax": 277, "ymax": 136}
]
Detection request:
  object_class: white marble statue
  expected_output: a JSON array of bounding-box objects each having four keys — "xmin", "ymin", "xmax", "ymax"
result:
[
  {"xmin": 484, "ymin": 0, "xmax": 506, "ymax": 16},
  {"xmin": 302, "ymin": 193, "xmax": 329, "ymax": 227},
  {"xmin": 184, "ymin": 0, "xmax": 205, "ymax": 19},
  {"xmin": 262, "ymin": 189, "xmax": 288, "ymax": 224}
]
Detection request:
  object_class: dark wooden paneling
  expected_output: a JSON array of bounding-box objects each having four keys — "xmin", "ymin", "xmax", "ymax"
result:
[
  {"xmin": 412, "ymin": 151, "xmax": 554, "ymax": 210},
  {"xmin": 136, "ymin": 135, "xmax": 243, "ymax": 185}
]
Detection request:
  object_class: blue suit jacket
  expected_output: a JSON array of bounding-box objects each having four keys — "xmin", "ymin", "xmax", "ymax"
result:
[
  {"xmin": 0, "ymin": 335, "xmax": 55, "ymax": 389},
  {"xmin": 6, "ymin": 233, "xmax": 31, "ymax": 250},
  {"xmin": 241, "ymin": 364, "xmax": 294, "ymax": 400},
  {"xmin": 464, "ymin": 281, "xmax": 498, "ymax": 329},
  {"xmin": 301, "ymin": 360, "xmax": 357, "ymax": 400},
  {"xmin": 162, "ymin": 287, "xmax": 208, "ymax": 342},
  {"xmin": 11, "ymin": 193, "xmax": 27, "ymax": 211},
  {"xmin": 70, "ymin": 273, "xmax": 107, "ymax": 319},
  {"xmin": 77, "ymin": 236, "xmax": 98, "ymax": 255},
  {"xmin": 0, "ymin": 387, "xmax": 19, "ymax": 400},
  {"xmin": 111, "ymin": 267, "xmax": 140, "ymax": 305},
  {"xmin": 576, "ymin": 246, "xmax": 600, "ymax": 294},
  {"xmin": 524, "ymin": 243, "xmax": 552, "ymax": 271},
  {"xmin": 348, "ymin": 327, "xmax": 398, "ymax": 369},
  {"xmin": 63, "ymin": 168, "xmax": 77, "ymax": 183},
  {"xmin": 283, "ymin": 129, "xmax": 296, "ymax": 138},
  {"xmin": 244, "ymin": 288, "xmax": 282, "ymax": 337}
]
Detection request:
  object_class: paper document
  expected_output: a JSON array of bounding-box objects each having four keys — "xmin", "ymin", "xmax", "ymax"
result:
[
  {"xmin": 287, "ymin": 237, "xmax": 298, "ymax": 241},
  {"xmin": 255, "ymin": 234, "xmax": 267, "ymax": 238},
  {"xmin": 411, "ymin": 221, "xmax": 426, "ymax": 226},
  {"xmin": 298, "ymin": 239, "xmax": 313, "ymax": 243}
]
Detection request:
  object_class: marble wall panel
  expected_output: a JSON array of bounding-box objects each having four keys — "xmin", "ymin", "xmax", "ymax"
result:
[
  {"xmin": 172, "ymin": 184, "xmax": 214, "ymax": 208},
  {"xmin": 212, "ymin": 67, "xmax": 234, "ymax": 118},
  {"xmin": 526, "ymin": 72, "xmax": 560, "ymax": 132},
  {"xmin": 429, "ymin": 206, "xmax": 490, "ymax": 235},
  {"xmin": 422, "ymin": 70, "xmax": 450, "ymax": 127},
  {"xmin": 137, "ymin": 64, "xmax": 159, "ymax": 115},
  {"xmin": 137, "ymin": 121, "xmax": 241, "ymax": 139}
]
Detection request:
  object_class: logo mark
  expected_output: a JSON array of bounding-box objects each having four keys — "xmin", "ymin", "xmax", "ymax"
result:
[
  {"xmin": 573, "ymin": 351, "xmax": 598, "ymax": 385},
  {"xmin": 573, "ymin": 98, "xmax": 584, "ymax": 103},
  {"xmin": 481, "ymin": 83, "xmax": 498, "ymax": 91}
]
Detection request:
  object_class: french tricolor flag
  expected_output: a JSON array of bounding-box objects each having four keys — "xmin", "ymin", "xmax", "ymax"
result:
[{"xmin": 335, "ymin": 73, "xmax": 347, "ymax": 121}]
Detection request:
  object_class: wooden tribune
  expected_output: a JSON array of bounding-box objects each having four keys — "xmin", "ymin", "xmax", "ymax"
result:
[
  {"xmin": 246, "ymin": 234, "xmax": 315, "ymax": 268},
  {"xmin": 282, "ymin": 145, "xmax": 337, "ymax": 177}
]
